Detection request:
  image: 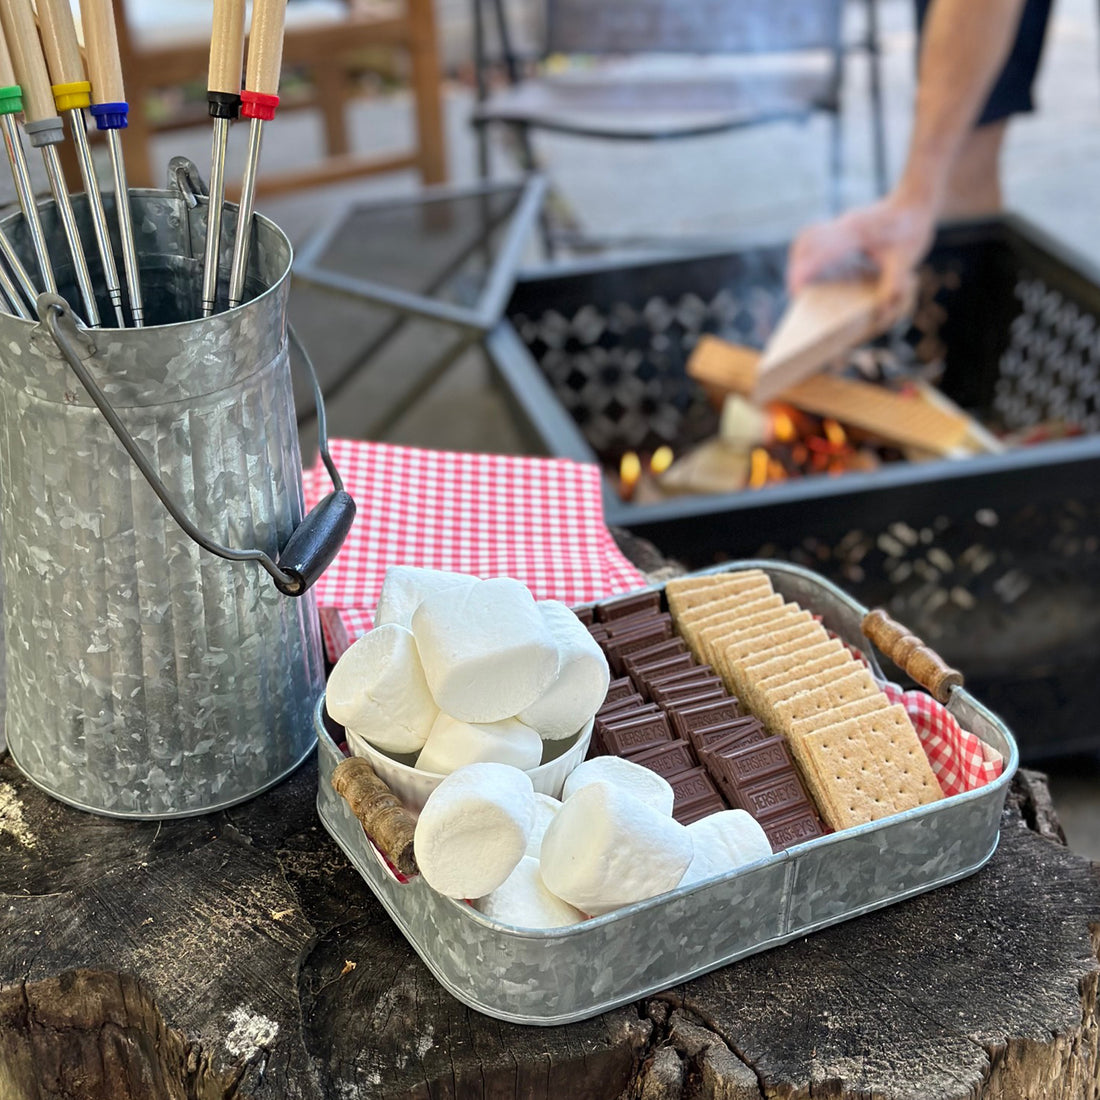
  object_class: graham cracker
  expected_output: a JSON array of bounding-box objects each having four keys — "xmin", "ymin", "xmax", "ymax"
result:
[
  {"xmin": 752, "ymin": 648, "xmax": 861, "ymax": 718},
  {"xmin": 741, "ymin": 637, "xmax": 846, "ymax": 684},
  {"xmin": 666, "ymin": 571, "xmax": 772, "ymax": 618},
  {"xmin": 700, "ymin": 602, "xmax": 809, "ymax": 671},
  {"xmin": 786, "ymin": 693, "xmax": 891, "ymax": 745},
  {"xmin": 851, "ymin": 704, "xmax": 944, "ymax": 812},
  {"xmin": 799, "ymin": 722, "xmax": 896, "ymax": 830},
  {"xmin": 715, "ymin": 615, "xmax": 821, "ymax": 695},
  {"xmin": 692, "ymin": 594, "xmax": 787, "ymax": 663},
  {"xmin": 770, "ymin": 666, "xmax": 880, "ymax": 734},
  {"xmin": 674, "ymin": 579, "xmax": 776, "ymax": 627}
]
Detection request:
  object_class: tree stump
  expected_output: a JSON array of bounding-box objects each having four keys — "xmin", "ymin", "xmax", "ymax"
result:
[{"xmin": 1, "ymin": 745, "xmax": 1098, "ymax": 1100}]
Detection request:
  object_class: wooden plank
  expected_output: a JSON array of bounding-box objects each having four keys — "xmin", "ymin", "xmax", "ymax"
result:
[
  {"xmin": 754, "ymin": 277, "xmax": 883, "ymax": 403},
  {"xmin": 782, "ymin": 372, "xmax": 971, "ymax": 455}
]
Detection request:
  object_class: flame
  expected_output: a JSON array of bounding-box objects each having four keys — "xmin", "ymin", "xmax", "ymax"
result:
[
  {"xmin": 823, "ymin": 419, "xmax": 847, "ymax": 447},
  {"xmin": 650, "ymin": 445, "xmax": 674, "ymax": 475},
  {"xmin": 771, "ymin": 409, "xmax": 796, "ymax": 444},
  {"xmin": 620, "ymin": 451, "xmax": 641, "ymax": 496},
  {"xmin": 749, "ymin": 447, "xmax": 769, "ymax": 489}
]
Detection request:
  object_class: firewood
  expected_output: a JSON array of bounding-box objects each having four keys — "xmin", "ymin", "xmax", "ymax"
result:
[{"xmin": 332, "ymin": 756, "xmax": 418, "ymax": 877}]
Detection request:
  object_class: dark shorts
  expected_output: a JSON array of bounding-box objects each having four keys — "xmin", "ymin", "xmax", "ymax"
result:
[{"xmin": 915, "ymin": 0, "xmax": 1054, "ymax": 126}]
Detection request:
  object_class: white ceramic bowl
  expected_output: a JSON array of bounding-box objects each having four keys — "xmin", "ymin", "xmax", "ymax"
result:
[{"xmin": 341, "ymin": 712, "xmax": 594, "ymax": 812}]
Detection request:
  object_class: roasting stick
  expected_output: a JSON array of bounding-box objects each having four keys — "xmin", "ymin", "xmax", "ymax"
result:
[
  {"xmin": 201, "ymin": 0, "xmax": 246, "ymax": 317},
  {"xmin": 226, "ymin": 0, "xmax": 287, "ymax": 310},
  {"xmin": 0, "ymin": 13, "xmax": 56, "ymax": 305},
  {"xmin": 36, "ymin": 0, "xmax": 126, "ymax": 326},
  {"xmin": 0, "ymin": 0, "xmax": 99, "ymax": 325},
  {"xmin": 78, "ymin": 0, "xmax": 141, "ymax": 325}
]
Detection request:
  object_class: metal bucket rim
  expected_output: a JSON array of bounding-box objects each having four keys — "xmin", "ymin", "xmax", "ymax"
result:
[{"xmin": 0, "ymin": 187, "xmax": 293, "ymax": 334}]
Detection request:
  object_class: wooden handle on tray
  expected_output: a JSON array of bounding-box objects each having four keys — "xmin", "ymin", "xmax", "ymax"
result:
[
  {"xmin": 332, "ymin": 756, "xmax": 419, "ymax": 878},
  {"xmin": 861, "ymin": 608, "xmax": 963, "ymax": 704}
]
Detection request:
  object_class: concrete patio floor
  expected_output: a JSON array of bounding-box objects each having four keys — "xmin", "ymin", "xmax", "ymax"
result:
[{"xmin": 129, "ymin": 0, "xmax": 1100, "ymax": 855}]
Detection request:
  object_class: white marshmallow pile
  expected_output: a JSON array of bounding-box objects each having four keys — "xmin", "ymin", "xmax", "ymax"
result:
[
  {"xmin": 328, "ymin": 568, "xmax": 610, "ymax": 776},
  {"xmin": 413, "ymin": 756, "xmax": 776, "ymax": 927}
]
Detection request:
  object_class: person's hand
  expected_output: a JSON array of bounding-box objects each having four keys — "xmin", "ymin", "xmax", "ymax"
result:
[{"xmin": 786, "ymin": 194, "xmax": 938, "ymax": 327}]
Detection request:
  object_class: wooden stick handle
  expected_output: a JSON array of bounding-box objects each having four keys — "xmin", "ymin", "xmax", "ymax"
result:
[
  {"xmin": 331, "ymin": 756, "xmax": 419, "ymax": 878},
  {"xmin": 77, "ymin": 0, "xmax": 125, "ymax": 104},
  {"xmin": 35, "ymin": 0, "xmax": 85, "ymax": 88},
  {"xmin": 0, "ymin": 0, "xmax": 56, "ymax": 122},
  {"xmin": 0, "ymin": 17, "xmax": 18, "ymax": 88},
  {"xmin": 244, "ymin": 0, "xmax": 287, "ymax": 97},
  {"xmin": 861, "ymin": 608, "xmax": 963, "ymax": 704},
  {"xmin": 208, "ymin": 0, "xmax": 246, "ymax": 96}
]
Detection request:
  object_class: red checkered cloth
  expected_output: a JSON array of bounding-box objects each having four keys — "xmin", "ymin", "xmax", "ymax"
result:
[
  {"xmin": 882, "ymin": 683, "xmax": 1004, "ymax": 795},
  {"xmin": 303, "ymin": 440, "xmax": 647, "ymax": 660}
]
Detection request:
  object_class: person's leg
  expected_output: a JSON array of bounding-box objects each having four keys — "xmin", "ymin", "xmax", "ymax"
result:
[{"xmin": 914, "ymin": 0, "xmax": 1053, "ymax": 216}]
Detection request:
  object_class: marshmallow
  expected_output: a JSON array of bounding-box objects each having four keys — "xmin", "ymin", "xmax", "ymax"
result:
[
  {"xmin": 518, "ymin": 600, "xmax": 611, "ymax": 740},
  {"xmin": 561, "ymin": 756, "xmax": 675, "ymax": 817},
  {"xmin": 524, "ymin": 793, "xmax": 562, "ymax": 858},
  {"xmin": 325, "ymin": 624, "xmax": 439, "ymax": 754},
  {"xmin": 474, "ymin": 856, "xmax": 584, "ymax": 929},
  {"xmin": 413, "ymin": 763, "xmax": 535, "ymax": 898},
  {"xmin": 411, "ymin": 577, "xmax": 558, "ymax": 723},
  {"xmin": 374, "ymin": 566, "xmax": 479, "ymax": 630},
  {"xmin": 539, "ymin": 781, "xmax": 693, "ymax": 915},
  {"xmin": 415, "ymin": 713, "xmax": 543, "ymax": 775},
  {"xmin": 679, "ymin": 810, "xmax": 774, "ymax": 887}
]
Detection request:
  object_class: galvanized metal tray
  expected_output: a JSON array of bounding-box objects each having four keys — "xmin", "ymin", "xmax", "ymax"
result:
[{"xmin": 315, "ymin": 561, "xmax": 1019, "ymax": 1025}]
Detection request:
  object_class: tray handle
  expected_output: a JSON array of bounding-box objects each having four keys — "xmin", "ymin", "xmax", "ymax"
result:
[
  {"xmin": 861, "ymin": 609, "xmax": 963, "ymax": 704},
  {"xmin": 332, "ymin": 757, "xmax": 419, "ymax": 878}
]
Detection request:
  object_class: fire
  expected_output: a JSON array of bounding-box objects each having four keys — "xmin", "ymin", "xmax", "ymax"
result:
[
  {"xmin": 823, "ymin": 419, "xmax": 847, "ymax": 447},
  {"xmin": 772, "ymin": 409, "xmax": 796, "ymax": 444},
  {"xmin": 620, "ymin": 451, "xmax": 641, "ymax": 498},
  {"xmin": 749, "ymin": 447, "xmax": 769, "ymax": 489},
  {"xmin": 650, "ymin": 445, "xmax": 674, "ymax": 475}
]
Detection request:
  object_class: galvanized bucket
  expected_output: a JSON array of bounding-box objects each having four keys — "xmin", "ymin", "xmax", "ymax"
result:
[{"xmin": 0, "ymin": 166, "xmax": 339, "ymax": 818}]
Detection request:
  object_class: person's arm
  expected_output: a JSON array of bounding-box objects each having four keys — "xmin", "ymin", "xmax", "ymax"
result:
[{"xmin": 788, "ymin": 0, "xmax": 1028, "ymax": 314}]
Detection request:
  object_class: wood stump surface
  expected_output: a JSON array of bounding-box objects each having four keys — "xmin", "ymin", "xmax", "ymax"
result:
[{"xmin": 1, "ymin": 536, "xmax": 1100, "ymax": 1098}]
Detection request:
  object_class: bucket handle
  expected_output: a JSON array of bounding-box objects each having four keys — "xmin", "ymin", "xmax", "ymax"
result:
[{"xmin": 40, "ymin": 294, "xmax": 356, "ymax": 598}]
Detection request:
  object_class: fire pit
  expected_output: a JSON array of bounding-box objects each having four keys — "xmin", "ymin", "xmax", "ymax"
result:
[{"xmin": 487, "ymin": 216, "xmax": 1100, "ymax": 758}]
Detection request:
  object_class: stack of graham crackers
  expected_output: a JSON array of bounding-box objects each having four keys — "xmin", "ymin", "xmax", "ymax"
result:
[{"xmin": 665, "ymin": 570, "xmax": 944, "ymax": 831}]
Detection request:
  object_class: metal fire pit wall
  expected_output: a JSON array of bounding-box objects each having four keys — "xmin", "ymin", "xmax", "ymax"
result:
[{"xmin": 486, "ymin": 216, "xmax": 1100, "ymax": 759}]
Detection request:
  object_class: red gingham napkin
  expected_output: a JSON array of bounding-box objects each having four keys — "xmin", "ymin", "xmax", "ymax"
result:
[
  {"xmin": 304, "ymin": 440, "xmax": 647, "ymax": 660},
  {"xmin": 882, "ymin": 683, "xmax": 1003, "ymax": 795}
]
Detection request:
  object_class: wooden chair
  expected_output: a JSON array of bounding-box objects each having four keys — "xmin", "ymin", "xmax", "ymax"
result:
[{"xmin": 65, "ymin": 0, "xmax": 446, "ymax": 196}]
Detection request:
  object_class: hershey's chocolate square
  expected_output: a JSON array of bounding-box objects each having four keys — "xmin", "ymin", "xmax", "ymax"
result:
[
  {"xmin": 623, "ymin": 738, "xmax": 697, "ymax": 777},
  {"xmin": 762, "ymin": 807, "xmax": 827, "ymax": 852},
  {"xmin": 721, "ymin": 736, "xmax": 793, "ymax": 788},
  {"xmin": 603, "ymin": 676, "xmax": 636, "ymax": 707},
  {"xmin": 598, "ymin": 712, "xmax": 674, "ymax": 755},
  {"xmin": 675, "ymin": 794, "xmax": 727, "ymax": 825},
  {"xmin": 692, "ymin": 717, "xmax": 768, "ymax": 756},
  {"xmin": 740, "ymin": 773, "xmax": 810, "ymax": 823},
  {"xmin": 631, "ymin": 653, "xmax": 696, "ymax": 691},
  {"xmin": 669, "ymin": 697, "xmax": 742, "ymax": 741},
  {"xmin": 572, "ymin": 605, "xmax": 595, "ymax": 625},
  {"xmin": 603, "ymin": 611, "xmax": 671, "ymax": 638},
  {"xmin": 596, "ymin": 590, "xmax": 663, "ymax": 622}
]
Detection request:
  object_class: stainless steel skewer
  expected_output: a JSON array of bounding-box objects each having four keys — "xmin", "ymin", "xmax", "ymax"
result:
[
  {"xmin": 79, "ymin": 0, "xmax": 141, "ymax": 325},
  {"xmin": 0, "ymin": 23, "xmax": 54, "ymax": 298},
  {"xmin": 37, "ymin": 0, "xmax": 126, "ymax": 326},
  {"xmin": 202, "ymin": 0, "xmax": 246, "ymax": 317},
  {"xmin": 227, "ymin": 0, "xmax": 287, "ymax": 310},
  {"xmin": 0, "ymin": 0, "xmax": 99, "ymax": 324}
]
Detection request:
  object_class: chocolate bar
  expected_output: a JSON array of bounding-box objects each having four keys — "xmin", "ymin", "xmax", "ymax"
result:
[
  {"xmin": 623, "ymin": 738, "xmax": 697, "ymax": 777},
  {"xmin": 603, "ymin": 622, "xmax": 675, "ymax": 676},
  {"xmin": 690, "ymin": 716, "xmax": 768, "ymax": 756},
  {"xmin": 622, "ymin": 639, "xmax": 691, "ymax": 682},
  {"xmin": 667, "ymin": 766, "xmax": 727, "ymax": 824},
  {"xmin": 595, "ymin": 590, "xmax": 662, "ymax": 622},
  {"xmin": 669, "ymin": 697, "xmax": 742, "ymax": 742},
  {"xmin": 760, "ymin": 806, "xmax": 826, "ymax": 851},
  {"xmin": 597, "ymin": 711, "xmax": 674, "ymax": 756},
  {"xmin": 719, "ymin": 736, "xmax": 793, "ymax": 790},
  {"xmin": 658, "ymin": 686, "xmax": 727, "ymax": 709},
  {"xmin": 572, "ymin": 605, "xmax": 595, "ymax": 625},
  {"xmin": 602, "ymin": 611, "xmax": 671, "ymax": 638},
  {"xmin": 602, "ymin": 676, "xmax": 636, "ymax": 708},
  {"xmin": 597, "ymin": 691, "xmax": 648, "ymax": 718},
  {"xmin": 630, "ymin": 653, "xmax": 695, "ymax": 691}
]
